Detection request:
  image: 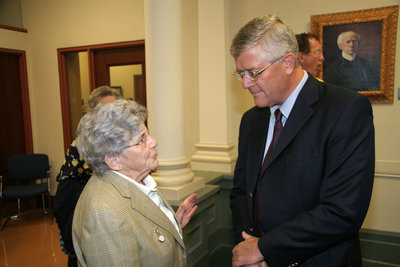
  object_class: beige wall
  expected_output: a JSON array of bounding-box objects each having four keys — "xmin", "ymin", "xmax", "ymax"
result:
[
  {"xmin": 110, "ymin": 64, "xmax": 142, "ymax": 100},
  {"xmin": 0, "ymin": 0, "xmax": 399, "ymax": 233},
  {"xmin": 21, "ymin": 0, "xmax": 144, "ymax": 194}
]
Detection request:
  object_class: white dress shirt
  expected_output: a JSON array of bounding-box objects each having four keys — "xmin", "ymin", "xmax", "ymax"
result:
[
  {"xmin": 263, "ymin": 70, "xmax": 309, "ymax": 160},
  {"xmin": 112, "ymin": 171, "xmax": 182, "ymax": 238}
]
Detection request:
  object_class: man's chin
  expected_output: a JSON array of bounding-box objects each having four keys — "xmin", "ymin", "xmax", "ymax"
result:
[{"xmin": 254, "ymin": 100, "xmax": 269, "ymax": 108}]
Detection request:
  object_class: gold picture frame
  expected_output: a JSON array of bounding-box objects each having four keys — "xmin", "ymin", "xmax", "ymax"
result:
[{"xmin": 311, "ymin": 5, "xmax": 398, "ymax": 103}]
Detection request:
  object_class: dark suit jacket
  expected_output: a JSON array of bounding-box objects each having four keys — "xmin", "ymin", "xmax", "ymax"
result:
[
  {"xmin": 324, "ymin": 56, "xmax": 379, "ymax": 91},
  {"xmin": 230, "ymin": 75, "xmax": 375, "ymax": 267}
]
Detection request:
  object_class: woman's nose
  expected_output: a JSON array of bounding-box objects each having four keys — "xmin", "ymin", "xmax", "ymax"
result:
[{"xmin": 148, "ymin": 135, "xmax": 158, "ymax": 148}]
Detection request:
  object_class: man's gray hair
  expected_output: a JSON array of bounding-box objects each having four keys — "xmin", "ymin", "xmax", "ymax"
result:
[
  {"xmin": 337, "ymin": 31, "xmax": 360, "ymax": 48},
  {"xmin": 230, "ymin": 15, "xmax": 299, "ymax": 63}
]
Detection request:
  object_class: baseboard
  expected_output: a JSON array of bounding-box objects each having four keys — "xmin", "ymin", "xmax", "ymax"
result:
[{"xmin": 360, "ymin": 228, "xmax": 400, "ymax": 266}]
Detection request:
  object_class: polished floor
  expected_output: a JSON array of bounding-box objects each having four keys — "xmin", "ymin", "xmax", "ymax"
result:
[{"xmin": 0, "ymin": 209, "xmax": 68, "ymax": 267}]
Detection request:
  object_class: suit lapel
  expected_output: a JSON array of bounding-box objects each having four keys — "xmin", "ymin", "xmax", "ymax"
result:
[
  {"xmin": 248, "ymin": 107, "xmax": 270, "ymax": 192},
  {"xmin": 102, "ymin": 171, "xmax": 185, "ymax": 248},
  {"xmin": 261, "ymin": 76, "xmax": 320, "ymax": 173}
]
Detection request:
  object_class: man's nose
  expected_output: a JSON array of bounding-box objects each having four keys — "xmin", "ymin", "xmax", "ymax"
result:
[{"xmin": 242, "ymin": 76, "xmax": 254, "ymax": 89}]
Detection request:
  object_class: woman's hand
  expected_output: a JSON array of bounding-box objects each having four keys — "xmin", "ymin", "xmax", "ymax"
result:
[{"xmin": 176, "ymin": 193, "xmax": 198, "ymax": 228}]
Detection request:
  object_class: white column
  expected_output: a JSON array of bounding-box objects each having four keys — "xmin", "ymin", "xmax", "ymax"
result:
[
  {"xmin": 191, "ymin": 0, "xmax": 237, "ymax": 173},
  {"xmin": 144, "ymin": 0, "xmax": 204, "ymax": 200}
]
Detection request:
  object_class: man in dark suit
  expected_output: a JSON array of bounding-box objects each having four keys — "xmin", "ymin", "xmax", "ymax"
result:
[{"xmin": 230, "ymin": 15, "xmax": 375, "ymax": 267}]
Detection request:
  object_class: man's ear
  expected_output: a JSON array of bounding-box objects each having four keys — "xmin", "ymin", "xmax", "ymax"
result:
[
  {"xmin": 105, "ymin": 154, "xmax": 122, "ymax": 171},
  {"xmin": 284, "ymin": 53, "xmax": 296, "ymax": 73},
  {"xmin": 298, "ymin": 52, "xmax": 304, "ymax": 62}
]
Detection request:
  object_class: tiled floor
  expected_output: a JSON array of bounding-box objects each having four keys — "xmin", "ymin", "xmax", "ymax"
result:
[{"xmin": 0, "ymin": 209, "xmax": 68, "ymax": 267}]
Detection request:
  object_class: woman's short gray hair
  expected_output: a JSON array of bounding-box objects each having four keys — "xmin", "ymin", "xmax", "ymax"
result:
[
  {"xmin": 76, "ymin": 99, "xmax": 148, "ymax": 176},
  {"xmin": 230, "ymin": 15, "xmax": 299, "ymax": 63},
  {"xmin": 87, "ymin": 85, "xmax": 121, "ymax": 112}
]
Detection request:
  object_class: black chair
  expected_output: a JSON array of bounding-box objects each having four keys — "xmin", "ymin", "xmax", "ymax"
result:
[{"xmin": 0, "ymin": 153, "xmax": 50, "ymax": 230}]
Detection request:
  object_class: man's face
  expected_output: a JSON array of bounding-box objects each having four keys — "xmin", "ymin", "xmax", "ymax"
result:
[
  {"xmin": 340, "ymin": 32, "xmax": 359, "ymax": 56},
  {"xmin": 298, "ymin": 38, "xmax": 324, "ymax": 76},
  {"xmin": 234, "ymin": 45, "xmax": 289, "ymax": 108}
]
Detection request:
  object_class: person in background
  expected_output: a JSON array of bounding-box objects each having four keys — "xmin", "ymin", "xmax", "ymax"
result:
[
  {"xmin": 72, "ymin": 99, "xmax": 197, "ymax": 266},
  {"xmin": 296, "ymin": 32, "xmax": 324, "ymax": 79},
  {"xmin": 54, "ymin": 86, "xmax": 121, "ymax": 267},
  {"xmin": 324, "ymin": 30, "xmax": 379, "ymax": 91},
  {"xmin": 230, "ymin": 15, "xmax": 374, "ymax": 267}
]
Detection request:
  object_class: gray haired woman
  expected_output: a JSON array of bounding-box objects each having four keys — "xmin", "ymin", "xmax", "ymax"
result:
[
  {"xmin": 72, "ymin": 99, "xmax": 197, "ymax": 267},
  {"xmin": 54, "ymin": 85, "xmax": 121, "ymax": 267}
]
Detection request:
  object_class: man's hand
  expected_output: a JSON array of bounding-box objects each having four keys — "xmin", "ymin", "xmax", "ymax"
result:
[
  {"xmin": 232, "ymin": 231, "xmax": 267, "ymax": 267},
  {"xmin": 243, "ymin": 262, "xmax": 268, "ymax": 267},
  {"xmin": 175, "ymin": 193, "xmax": 198, "ymax": 228}
]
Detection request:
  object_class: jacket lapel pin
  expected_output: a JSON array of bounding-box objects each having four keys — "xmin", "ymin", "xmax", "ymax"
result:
[{"xmin": 154, "ymin": 227, "xmax": 165, "ymax": 242}]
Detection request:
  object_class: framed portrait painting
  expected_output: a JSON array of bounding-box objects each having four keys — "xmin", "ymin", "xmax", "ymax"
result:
[{"xmin": 311, "ymin": 5, "xmax": 398, "ymax": 103}]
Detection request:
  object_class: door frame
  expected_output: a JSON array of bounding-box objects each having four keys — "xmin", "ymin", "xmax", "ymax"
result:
[
  {"xmin": 57, "ymin": 40, "xmax": 145, "ymax": 153},
  {"xmin": 0, "ymin": 48, "xmax": 33, "ymax": 154}
]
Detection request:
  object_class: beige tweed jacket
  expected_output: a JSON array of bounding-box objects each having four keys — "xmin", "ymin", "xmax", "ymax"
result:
[{"xmin": 72, "ymin": 171, "xmax": 186, "ymax": 267}]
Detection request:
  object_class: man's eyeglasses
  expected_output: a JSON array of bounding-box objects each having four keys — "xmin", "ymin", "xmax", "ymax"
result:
[
  {"xmin": 233, "ymin": 56, "xmax": 283, "ymax": 81},
  {"xmin": 311, "ymin": 50, "xmax": 322, "ymax": 56}
]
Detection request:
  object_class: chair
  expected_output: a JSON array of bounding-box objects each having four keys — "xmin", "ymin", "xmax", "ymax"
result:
[{"xmin": 0, "ymin": 153, "xmax": 50, "ymax": 230}]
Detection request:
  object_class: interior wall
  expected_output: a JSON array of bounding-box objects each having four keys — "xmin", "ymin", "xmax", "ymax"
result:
[
  {"xmin": 110, "ymin": 65, "xmax": 142, "ymax": 100},
  {"xmin": 227, "ymin": 0, "xmax": 400, "ymax": 233},
  {"xmin": 18, "ymin": 0, "xmax": 145, "ymax": 194},
  {"xmin": 79, "ymin": 52, "xmax": 90, "ymax": 107},
  {"xmin": 0, "ymin": 0, "xmax": 398, "ymax": 234},
  {"xmin": 0, "ymin": 0, "xmax": 24, "ymax": 28}
]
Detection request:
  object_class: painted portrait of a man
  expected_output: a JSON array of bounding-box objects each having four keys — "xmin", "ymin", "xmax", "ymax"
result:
[{"xmin": 323, "ymin": 21, "xmax": 382, "ymax": 91}]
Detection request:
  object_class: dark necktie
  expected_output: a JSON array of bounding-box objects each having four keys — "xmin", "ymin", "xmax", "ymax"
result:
[{"xmin": 253, "ymin": 109, "xmax": 283, "ymax": 236}]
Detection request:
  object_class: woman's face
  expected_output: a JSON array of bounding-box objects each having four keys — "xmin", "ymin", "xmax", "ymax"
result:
[{"xmin": 118, "ymin": 126, "xmax": 158, "ymax": 182}]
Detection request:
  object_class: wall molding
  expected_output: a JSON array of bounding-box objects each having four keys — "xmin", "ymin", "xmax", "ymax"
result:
[
  {"xmin": 375, "ymin": 160, "xmax": 400, "ymax": 180},
  {"xmin": 360, "ymin": 228, "xmax": 400, "ymax": 266},
  {"xmin": 191, "ymin": 143, "xmax": 237, "ymax": 173}
]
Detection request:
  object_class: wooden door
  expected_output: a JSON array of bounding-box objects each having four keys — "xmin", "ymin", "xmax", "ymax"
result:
[
  {"xmin": 58, "ymin": 41, "xmax": 146, "ymax": 152},
  {"xmin": 91, "ymin": 43, "xmax": 146, "ymax": 106},
  {"xmin": 0, "ymin": 49, "xmax": 34, "ymax": 216}
]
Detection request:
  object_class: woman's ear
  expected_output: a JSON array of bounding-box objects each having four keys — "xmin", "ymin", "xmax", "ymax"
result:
[{"xmin": 105, "ymin": 154, "xmax": 122, "ymax": 171}]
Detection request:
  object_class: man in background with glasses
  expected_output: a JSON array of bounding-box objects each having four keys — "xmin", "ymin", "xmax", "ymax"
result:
[
  {"xmin": 230, "ymin": 15, "xmax": 374, "ymax": 267},
  {"xmin": 296, "ymin": 32, "xmax": 324, "ymax": 80}
]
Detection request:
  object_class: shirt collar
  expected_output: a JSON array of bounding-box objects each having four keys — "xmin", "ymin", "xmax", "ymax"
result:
[
  {"xmin": 342, "ymin": 51, "xmax": 356, "ymax": 61},
  {"xmin": 112, "ymin": 170, "xmax": 158, "ymax": 195},
  {"xmin": 271, "ymin": 70, "xmax": 308, "ymax": 120}
]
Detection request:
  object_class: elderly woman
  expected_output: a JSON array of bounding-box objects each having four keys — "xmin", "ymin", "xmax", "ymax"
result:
[
  {"xmin": 54, "ymin": 85, "xmax": 121, "ymax": 267},
  {"xmin": 72, "ymin": 99, "xmax": 197, "ymax": 267}
]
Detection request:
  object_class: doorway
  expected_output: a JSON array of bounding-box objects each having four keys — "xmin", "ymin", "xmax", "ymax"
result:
[
  {"xmin": 58, "ymin": 40, "xmax": 146, "ymax": 152},
  {"xmin": 0, "ymin": 48, "xmax": 34, "ymax": 216}
]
